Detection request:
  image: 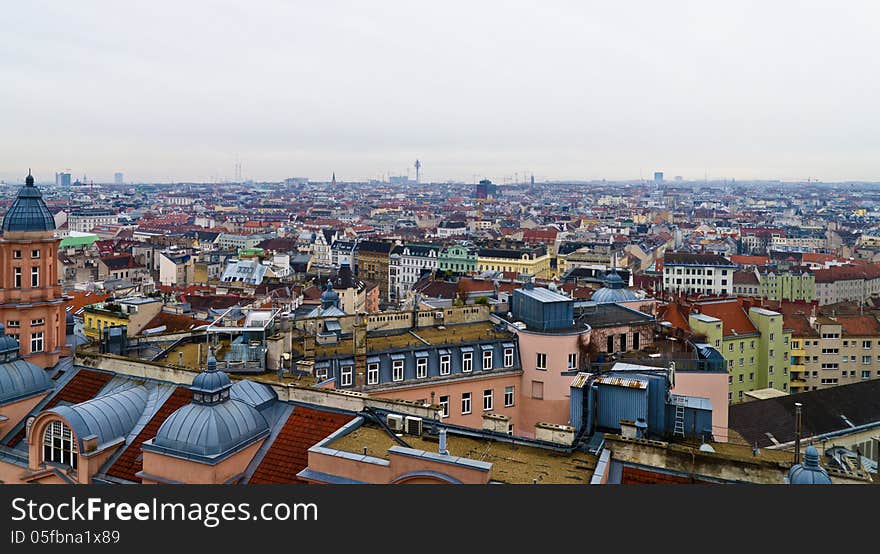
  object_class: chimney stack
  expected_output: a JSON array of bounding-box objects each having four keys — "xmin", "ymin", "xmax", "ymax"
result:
[{"xmin": 439, "ymin": 428, "xmax": 449, "ymax": 456}]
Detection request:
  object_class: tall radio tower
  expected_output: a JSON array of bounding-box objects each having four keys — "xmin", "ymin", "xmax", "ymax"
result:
[{"xmin": 414, "ymin": 159, "xmax": 421, "ymax": 184}]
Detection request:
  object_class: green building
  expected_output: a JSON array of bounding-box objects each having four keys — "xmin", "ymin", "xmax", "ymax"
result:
[
  {"xmin": 439, "ymin": 244, "xmax": 477, "ymax": 273},
  {"xmin": 758, "ymin": 269, "xmax": 815, "ymax": 302},
  {"xmin": 688, "ymin": 302, "xmax": 792, "ymax": 404}
]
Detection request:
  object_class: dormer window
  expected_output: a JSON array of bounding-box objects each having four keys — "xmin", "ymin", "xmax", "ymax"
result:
[{"xmin": 43, "ymin": 420, "xmax": 77, "ymax": 470}]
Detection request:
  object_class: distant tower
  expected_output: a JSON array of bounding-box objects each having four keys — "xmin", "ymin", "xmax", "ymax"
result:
[
  {"xmin": 331, "ymin": 172, "xmax": 336, "ymax": 187},
  {"xmin": 414, "ymin": 160, "xmax": 421, "ymax": 184}
]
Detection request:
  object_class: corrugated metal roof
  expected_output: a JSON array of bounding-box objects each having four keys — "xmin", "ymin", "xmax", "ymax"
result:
[
  {"xmin": 595, "ymin": 376, "xmax": 648, "ymax": 389},
  {"xmin": 570, "ymin": 372, "xmax": 593, "ymax": 388},
  {"xmin": 516, "ymin": 287, "xmax": 571, "ymax": 303}
]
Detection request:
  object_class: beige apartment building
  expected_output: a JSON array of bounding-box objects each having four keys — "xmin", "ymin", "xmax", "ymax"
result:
[{"xmin": 787, "ymin": 313, "xmax": 880, "ymax": 393}]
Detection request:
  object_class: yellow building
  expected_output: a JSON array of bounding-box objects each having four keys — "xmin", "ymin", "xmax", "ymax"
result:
[
  {"xmin": 83, "ymin": 297, "xmax": 163, "ymax": 338},
  {"xmin": 477, "ymin": 244, "xmax": 552, "ymax": 279}
]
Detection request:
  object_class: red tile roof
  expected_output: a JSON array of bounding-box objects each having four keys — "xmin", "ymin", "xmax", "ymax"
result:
[
  {"xmin": 6, "ymin": 369, "xmax": 114, "ymax": 447},
  {"xmin": 730, "ymin": 255, "xmax": 769, "ymax": 266},
  {"xmin": 837, "ymin": 315, "xmax": 880, "ymax": 336},
  {"xmin": 782, "ymin": 313, "xmax": 818, "ymax": 337},
  {"xmin": 105, "ymin": 387, "xmax": 192, "ymax": 482},
  {"xmin": 248, "ymin": 407, "xmax": 354, "ymax": 484},
  {"xmin": 696, "ymin": 300, "xmax": 758, "ymax": 336},
  {"xmin": 141, "ymin": 312, "xmax": 211, "ymax": 334}
]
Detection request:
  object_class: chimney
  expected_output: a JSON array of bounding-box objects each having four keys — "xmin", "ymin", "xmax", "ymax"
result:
[
  {"xmin": 439, "ymin": 428, "xmax": 449, "ymax": 456},
  {"xmin": 794, "ymin": 402, "xmax": 803, "ymax": 465}
]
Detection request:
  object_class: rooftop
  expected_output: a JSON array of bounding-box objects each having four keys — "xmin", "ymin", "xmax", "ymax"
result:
[{"xmin": 329, "ymin": 423, "xmax": 597, "ymax": 484}]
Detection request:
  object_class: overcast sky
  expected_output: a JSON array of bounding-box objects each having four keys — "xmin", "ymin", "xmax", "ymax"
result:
[{"xmin": 2, "ymin": 1, "xmax": 879, "ymax": 184}]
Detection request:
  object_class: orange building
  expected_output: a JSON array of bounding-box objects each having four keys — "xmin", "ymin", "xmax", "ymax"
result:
[{"xmin": 0, "ymin": 172, "xmax": 67, "ymax": 368}]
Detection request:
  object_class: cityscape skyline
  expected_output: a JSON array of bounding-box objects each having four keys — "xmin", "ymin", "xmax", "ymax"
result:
[{"xmin": 3, "ymin": 1, "xmax": 879, "ymax": 183}]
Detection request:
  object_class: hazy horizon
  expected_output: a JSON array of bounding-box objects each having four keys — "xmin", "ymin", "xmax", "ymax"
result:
[{"xmin": 2, "ymin": 1, "xmax": 879, "ymax": 183}]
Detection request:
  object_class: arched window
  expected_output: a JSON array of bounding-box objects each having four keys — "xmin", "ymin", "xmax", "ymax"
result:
[{"xmin": 43, "ymin": 420, "xmax": 77, "ymax": 470}]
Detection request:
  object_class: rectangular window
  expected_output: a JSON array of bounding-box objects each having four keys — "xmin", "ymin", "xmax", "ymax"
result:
[
  {"xmin": 13, "ymin": 267, "xmax": 21, "ymax": 288},
  {"xmin": 392, "ymin": 360, "xmax": 404, "ymax": 381},
  {"xmin": 607, "ymin": 335, "xmax": 614, "ymax": 352},
  {"xmin": 367, "ymin": 363, "xmax": 379, "ymax": 385},
  {"xmin": 536, "ymin": 352, "xmax": 547, "ymax": 370},
  {"xmin": 619, "ymin": 334, "xmax": 627, "ymax": 351},
  {"xmin": 769, "ymin": 333, "xmax": 775, "ymax": 341},
  {"xmin": 31, "ymin": 267, "xmax": 39, "ymax": 287},
  {"xmin": 739, "ymin": 358, "xmax": 744, "ymax": 367},
  {"xmin": 483, "ymin": 389, "xmax": 493, "ymax": 411},
  {"xmin": 440, "ymin": 395, "xmax": 449, "ymax": 418},
  {"xmin": 30, "ymin": 332, "xmax": 44, "ymax": 353},
  {"xmin": 483, "ymin": 350, "xmax": 493, "ymax": 371},
  {"xmin": 7, "ymin": 320, "xmax": 20, "ymax": 328},
  {"xmin": 863, "ymin": 356, "xmax": 871, "ymax": 365},
  {"xmin": 633, "ymin": 332, "xmax": 640, "ymax": 350},
  {"xmin": 567, "ymin": 352, "xmax": 578, "ymax": 370},
  {"xmin": 315, "ymin": 367, "xmax": 328, "ymax": 381},
  {"xmin": 30, "ymin": 318, "xmax": 44, "ymax": 326},
  {"xmin": 340, "ymin": 366, "xmax": 353, "ymax": 387},
  {"xmin": 13, "ymin": 250, "xmax": 21, "ymax": 259},
  {"xmin": 862, "ymin": 371, "xmax": 871, "ymax": 380},
  {"xmin": 440, "ymin": 355, "xmax": 451, "ymax": 375},
  {"xmin": 416, "ymin": 357, "xmax": 428, "ymax": 378},
  {"xmin": 504, "ymin": 386, "xmax": 514, "ymax": 407},
  {"xmin": 31, "ymin": 249, "xmax": 40, "ymax": 259},
  {"xmin": 461, "ymin": 392, "xmax": 472, "ymax": 415},
  {"xmin": 728, "ymin": 343, "xmax": 734, "ymax": 352},
  {"xmin": 531, "ymin": 380, "xmax": 544, "ymax": 400},
  {"xmin": 738, "ymin": 374, "xmax": 744, "ymax": 382},
  {"xmin": 462, "ymin": 352, "xmax": 473, "ymax": 373},
  {"xmin": 864, "ymin": 340, "xmax": 872, "ymax": 349},
  {"xmin": 503, "ymin": 348, "xmax": 514, "ymax": 368}
]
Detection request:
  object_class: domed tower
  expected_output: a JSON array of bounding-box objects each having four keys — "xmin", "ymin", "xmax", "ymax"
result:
[
  {"xmin": 0, "ymin": 171, "xmax": 66, "ymax": 368},
  {"xmin": 787, "ymin": 445, "xmax": 832, "ymax": 485},
  {"xmin": 591, "ymin": 268, "xmax": 639, "ymax": 304},
  {"xmin": 320, "ymin": 279, "xmax": 340, "ymax": 310},
  {"xmin": 141, "ymin": 353, "xmax": 270, "ymax": 481}
]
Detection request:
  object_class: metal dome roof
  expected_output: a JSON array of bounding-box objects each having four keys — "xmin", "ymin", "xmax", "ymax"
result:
[
  {"xmin": 320, "ymin": 280, "xmax": 339, "ymax": 307},
  {"xmin": 49, "ymin": 385, "xmax": 148, "ymax": 450},
  {"xmin": 190, "ymin": 355, "xmax": 232, "ymax": 395},
  {"xmin": 0, "ymin": 359, "xmax": 53, "ymax": 404},
  {"xmin": 151, "ymin": 399, "xmax": 269, "ymax": 458},
  {"xmin": 0, "ymin": 323, "xmax": 21, "ymax": 359},
  {"xmin": 591, "ymin": 269, "xmax": 639, "ymax": 303},
  {"xmin": 788, "ymin": 445, "xmax": 832, "ymax": 485},
  {"xmin": 1, "ymin": 172, "xmax": 55, "ymax": 233},
  {"xmin": 591, "ymin": 286, "xmax": 639, "ymax": 304}
]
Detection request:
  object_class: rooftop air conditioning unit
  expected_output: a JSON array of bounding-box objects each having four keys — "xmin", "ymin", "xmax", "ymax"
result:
[
  {"xmin": 404, "ymin": 416, "xmax": 423, "ymax": 436},
  {"xmin": 386, "ymin": 414, "xmax": 404, "ymax": 432}
]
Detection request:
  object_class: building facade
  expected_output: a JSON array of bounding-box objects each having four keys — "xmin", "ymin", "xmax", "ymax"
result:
[
  {"xmin": 662, "ymin": 252, "xmax": 736, "ymax": 296},
  {"xmin": 0, "ymin": 172, "xmax": 67, "ymax": 368}
]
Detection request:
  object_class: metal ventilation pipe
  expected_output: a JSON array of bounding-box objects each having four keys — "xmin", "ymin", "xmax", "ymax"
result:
[
  {"xmin": 439, "ymin": 427, "xmax": 449, "ymax": 456},
  {"xmin": 794, "ymin": 402, "xmax": 803, "ymax": 465}
]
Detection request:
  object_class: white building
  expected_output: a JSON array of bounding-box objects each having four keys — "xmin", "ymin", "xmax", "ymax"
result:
[
  {"xmin": 662, "ymin": 251, "xmax": 737, "ymax": 296},
  {"xmin": 68, "ymin": 209, "xmax": 118, "ymax": 233},
  {"xmin": 389, "ymin": 243, "xmax": 439, "ymax": 303}
]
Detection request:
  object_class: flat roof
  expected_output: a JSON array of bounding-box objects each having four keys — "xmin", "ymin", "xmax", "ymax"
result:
[{"xmin": 328, "ymin": 424, "xmax": 596, "ymax": 484}]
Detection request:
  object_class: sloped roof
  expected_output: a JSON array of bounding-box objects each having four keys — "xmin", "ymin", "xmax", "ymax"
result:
[
  {"xmin": 248, "ymin": 407, "xmax": 354, "ymax": 484},
  {"xmin": 104, "ymin": 387, "xmax": 192, "ymax": 482},
  {"xmin": 696, "ymin": 300, "xmax": 758, "ymax": 336},
  {"xmin": 5, "ymin": 369, "xmax": 114, "ymax": 447},
  {"xmin": 730, "ymin": 379, "xmax": 880, "ymax": 448}
]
